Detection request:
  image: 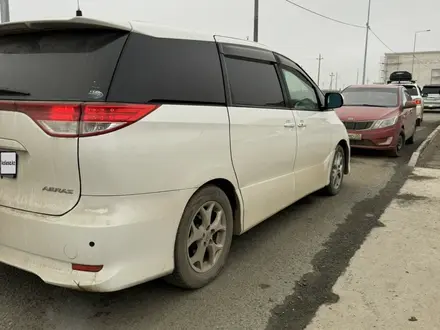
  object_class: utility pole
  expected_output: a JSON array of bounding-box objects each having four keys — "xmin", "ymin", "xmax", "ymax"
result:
[
  {"xmin": 329, "ymin": 73, "xmax": 335, "ymax": 90},
  {"xmin": 0, "ymin": 0, "xmax": 10, "ymax": 23},
  {"xmin": 316, "ymin": 54, "xmax": 323, "ymax": 86},
  {"xmin": 253, "ymin": 0, "xmax": 259, "ymax": 42},
  {"xmin": 362, "ymin": 0, "xmax": 372, "ymax": 85},
  {"xmin": 335, "ymin": 72, "xmax": 339, "ymax": 90}
]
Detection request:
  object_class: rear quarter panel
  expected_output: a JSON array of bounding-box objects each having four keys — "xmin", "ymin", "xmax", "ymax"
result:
[{"xmin": 78, "ymin": 105, "xmax": 238, "ymax": 195}]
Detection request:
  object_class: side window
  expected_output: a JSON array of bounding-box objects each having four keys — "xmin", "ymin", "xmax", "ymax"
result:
[
  {"xmin": 108, "ymin": 33, "xmax": 226, "ymax": 104},
  {"xmin": 403, "ymin": 90, "xmax": 410, "ymax": 103},
  {"xmin": 224, "ymin": 57, "xmax": 285, "ymax": 108},
  {"xmin": 281, "ymin": 68, "xmax": 319, "ymax": 111}
]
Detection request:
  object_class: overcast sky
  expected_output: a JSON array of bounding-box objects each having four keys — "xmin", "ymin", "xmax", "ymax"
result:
[{"xmin": 6, "ymin": 0, "xmax": 440, "ymax": 89}]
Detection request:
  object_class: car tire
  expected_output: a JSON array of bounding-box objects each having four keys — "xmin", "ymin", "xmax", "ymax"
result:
[
  {"xmin": 323, "ymin": 144, "xmax": 345, "ymax": 196},
  {"xmin": 389, "ymin": 132, "xmax": 405, "ymax": 157},
  {"xmin": 165, "ymin": 185, "xmax": 234, "ymax": 289},
  {"xmin": 416, "ymin": 118, "xmax": 421, "ymax": 127}
]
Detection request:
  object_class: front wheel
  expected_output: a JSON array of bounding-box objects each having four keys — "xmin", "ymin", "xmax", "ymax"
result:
[
  {"xmin": 389, "ymin": 132, "xmax": 404, "ymax": 157},
  {"xmin": 323, "ymin": 145, "xmax": 345, "ymax": 196},
  {"xmin": 165, "ymin": 185, "xmax": 234, "ymax": 289}
]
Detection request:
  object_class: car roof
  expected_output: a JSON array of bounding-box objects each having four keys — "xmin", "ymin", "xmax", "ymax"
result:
[{"xmin": 0, "ymin": 17, "xmax": 271, "ymax": 50}]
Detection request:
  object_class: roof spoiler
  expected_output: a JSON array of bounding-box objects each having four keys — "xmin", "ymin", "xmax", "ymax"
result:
[{"xmin": 0, "ymin": 17, "xmax": 132, "ymax": 36}]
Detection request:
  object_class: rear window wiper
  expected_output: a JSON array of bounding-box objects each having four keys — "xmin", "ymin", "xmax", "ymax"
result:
[{"xmin": 0, "ymin": 88, "xmax": 30, "ymax": 96}]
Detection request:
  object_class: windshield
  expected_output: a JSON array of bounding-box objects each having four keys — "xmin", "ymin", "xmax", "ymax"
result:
[
  {"xmin": 422, "ymin": 86, "xmax": 440, "ymax": 96},
  {"xmin": 342, "ymin": 87, "xmax": 398, "ymax": 107},
  {"xmin": 403, "ymin": 85, "xmax": 419, "ymax": 97}
]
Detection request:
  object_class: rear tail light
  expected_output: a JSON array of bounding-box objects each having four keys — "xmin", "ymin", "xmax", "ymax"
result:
[
  {"xmin": 414, "ymin": 99, "xmax": 422, "ymax": 105},
  {"xmin": 0, "ymin": 101, "xmax": 159, "ymax": 137}
]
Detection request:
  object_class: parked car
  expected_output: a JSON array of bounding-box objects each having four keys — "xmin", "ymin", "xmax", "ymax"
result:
[
  {"xmin": 387, "ymin": 71, "xmax": 424, "ymax": 126},
  {"xmin": 422, "ymin": 84, "xmax": 440, "ymax": 110},
  {"xmin": 336, "ymin": 85, "xmax": 417, "ymax": 157},
  {"xmin": 0, "ymin": 17, "xmax": 349, "ymax": 292}
]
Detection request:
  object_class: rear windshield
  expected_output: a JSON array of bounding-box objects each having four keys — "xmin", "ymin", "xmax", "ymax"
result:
[
  {"xmin": 0, "ymin": 29, "xmax": 128, "ymax": 101},
  {"xmin": 342, "ymin": 87, "xmax": 398, "ymax": 107},
  {"xmin": 422, "ymin": 86, "xmax": 440, "ymax": 96},
  {"xmin": 403, "ymin": 85, "xmax": 419, "ymax": 96}
]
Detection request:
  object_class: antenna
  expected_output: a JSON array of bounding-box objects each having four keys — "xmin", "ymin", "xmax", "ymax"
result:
[{"xmin": 76, "ymin": 0, "xmax": 83, "ymax": 16}]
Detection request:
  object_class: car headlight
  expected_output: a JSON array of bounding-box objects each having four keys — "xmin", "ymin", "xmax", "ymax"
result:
[{"xmin": 371, "ymin": 116, "xmax": 398, "ymax": 129}]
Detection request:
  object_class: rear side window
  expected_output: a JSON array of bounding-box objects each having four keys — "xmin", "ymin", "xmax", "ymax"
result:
[
  {"xmin": 224, "ymin": 57, "xmax": 285, "ymax": 108},
  {"xmin": 403, "ymin": 85, "xmax": 419, "ymax": 97},
  {"xmin": 0, "ymin": 30, "xmax": 128, "ymax": 101},
  {"xmin": 108, "ymin": 33, "xmax": 225, "ymax": 105}
]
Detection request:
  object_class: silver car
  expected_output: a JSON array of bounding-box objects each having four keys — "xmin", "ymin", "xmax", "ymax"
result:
[{"xmin": 422, "ymin": 85, "xmax": 440, "ymax": 110}]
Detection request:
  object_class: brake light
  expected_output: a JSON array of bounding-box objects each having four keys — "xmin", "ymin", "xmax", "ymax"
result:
[
  {"xmin": 80, "ymin": 103, "xmax": 159, "ymax": 137},
  {"xmin": 0, "ymin": 101, "xmax": 159, "ymax": 137},
  {"xmin": 415, "ymin": 99, "xmax": 421, "ymax": 105}
]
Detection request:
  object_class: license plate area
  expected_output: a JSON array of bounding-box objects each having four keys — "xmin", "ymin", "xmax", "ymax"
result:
[
  {"xmin": 0, "ymin": 151, "xmax": 18, "ymax": 178},
  {"xmin": 348, "ymin": 133, "xmax": 362, "ymax": 141}
]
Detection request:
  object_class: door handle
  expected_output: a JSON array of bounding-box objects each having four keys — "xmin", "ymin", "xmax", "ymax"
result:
[
  {"xmin": 297, "ymin": 121, "xmax": 307, "ymax": 128},
  {"xmin": 284, "ymin": 121, "xmax": 296, "ymax": 128}
]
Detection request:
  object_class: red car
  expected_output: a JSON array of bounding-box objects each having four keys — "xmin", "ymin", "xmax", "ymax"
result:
[{"xmin": 336, "ymin": 85, "xmax": 418, "ymax": 157}]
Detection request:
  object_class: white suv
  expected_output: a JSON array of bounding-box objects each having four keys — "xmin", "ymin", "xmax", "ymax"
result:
[
  {"xmin": 0, "ymin": 17, "xmax": 350, "ymax": 292},
  {"xmin": 387, "ymin": 71, "xmax": 424, "ymax": 126}
]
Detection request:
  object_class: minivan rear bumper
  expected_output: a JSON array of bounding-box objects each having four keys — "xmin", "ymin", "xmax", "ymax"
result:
[{"xmin": 0, "ymin": 189, "xmax": 196, "ymax": 292}]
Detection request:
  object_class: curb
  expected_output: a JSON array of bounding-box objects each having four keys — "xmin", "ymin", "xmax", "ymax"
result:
[{"xmin": 408, "ymin": 124, "xmax": 440, "ymax": 167}]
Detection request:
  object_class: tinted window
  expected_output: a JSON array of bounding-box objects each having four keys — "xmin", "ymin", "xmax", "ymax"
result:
[
  {"xmin": 342, "ymin": 87, "xmax": 398, "ymax": 107},
  {"xmin": 108, "ymin": 33, "xmax": 225, "ymax": 105},
  {"xmin": 403, "ymin": 85, "xmax": 419, "ymax": 97},
  {"xmin": 422, "ymin": 86, "xmax": 440, "ymax": 96},
  {"xmin": 282, "ymin": 68, "xmax": 319, "ymax": 110},
  {"xmin": 0, "ymin": 30, "xmax": 128, "ymax": 101},
  {"xmin": 224, "ymin": 57, "xmax": 285, "ymax": 108}
]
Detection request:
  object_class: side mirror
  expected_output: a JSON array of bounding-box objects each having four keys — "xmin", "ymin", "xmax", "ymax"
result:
[
  {"xmin": 404, "ymin": 101, "xmax": 416, "ymax": 109},
  {"xmin": 325, "ymin": 92, "xmax": 344, "ymax": 109}
]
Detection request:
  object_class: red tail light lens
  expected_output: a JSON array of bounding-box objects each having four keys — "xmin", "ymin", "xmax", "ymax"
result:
[
  {"xmin": 0, "ymin": 101, "xmax": 159, "ymax": 137},
  {"xmin": 415, "ymin": 99, "xmax": 421, "ymax": 105},
  {"xmin": 80, "ymin": 103, "xmax": 159, "ymax": 137}
]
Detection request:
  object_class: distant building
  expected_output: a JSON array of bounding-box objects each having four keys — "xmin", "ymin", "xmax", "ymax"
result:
[{"xmin": 380, "ymin": 51, "xmax": 440, "ymax": 87}]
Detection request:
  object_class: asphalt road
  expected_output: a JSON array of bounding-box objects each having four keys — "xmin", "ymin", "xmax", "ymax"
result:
[{"xmin": 2, "ymin": 113, "xmax": 440, "ymax": 330}]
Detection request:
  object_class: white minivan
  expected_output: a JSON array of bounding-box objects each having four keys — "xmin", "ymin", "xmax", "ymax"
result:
[{"xmin": 0, "ymin": 17, "xmax": 350, "ymax": 292}]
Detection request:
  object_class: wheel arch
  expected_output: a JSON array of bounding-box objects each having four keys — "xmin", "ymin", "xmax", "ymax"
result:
[{"xmin": 198, "ymin": 178, "xmax": 243, "ymax": 235}]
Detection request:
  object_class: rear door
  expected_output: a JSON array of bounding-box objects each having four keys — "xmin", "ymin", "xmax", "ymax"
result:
[
  {"xmin": 0, "ymin": 27, "xmax": 128, "ymax": 215},
  {"xmin": 215, "ymin": 38, "xmax": 298, "ymax": 231}
]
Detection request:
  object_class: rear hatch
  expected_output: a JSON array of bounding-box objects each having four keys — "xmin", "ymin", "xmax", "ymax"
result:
[
  {"xmin": 422, "ymin": 85, "xmax": 440, "ymax": 103},
  {"xmin": 0, "ymin": 20, "xmax": 129, "ymax": 215}
]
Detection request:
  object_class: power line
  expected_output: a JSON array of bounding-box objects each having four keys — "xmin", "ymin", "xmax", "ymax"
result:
[
  {"xmin": 369, "ymin": 28, "xmax": 395, "ymax": 53},
  {"xmin": 285, "ymin": 0, "xmax": 365, "ymax": 29},
  {"xmin": 370, "ymin": 27, "xmax": 430, "ymax": 69}
]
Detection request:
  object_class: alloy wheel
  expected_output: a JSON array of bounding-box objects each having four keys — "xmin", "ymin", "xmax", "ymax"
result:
[
  {"xmin": 331, "ymin": 149, "xmax": 344, "ymax": 191},
  {"xmin": 187, "ymin": 201, "xmax": 227, "ymax": 273}
]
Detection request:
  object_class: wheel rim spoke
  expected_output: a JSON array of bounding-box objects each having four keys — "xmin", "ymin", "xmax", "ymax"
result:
[
  {"xmin": 200, "ymin": 202, "xmax": 215, "ymax": 228},
  {"xmin": 209, "ymin": 210, "xmax": 226, "ymax": 234},
  {"xmin": 187, "ymin": 222, "xmax": 205, "ymax": 248},
  {"xmin": 190, "ymin": 241, "xmax": 207, "ymax": 270}
]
